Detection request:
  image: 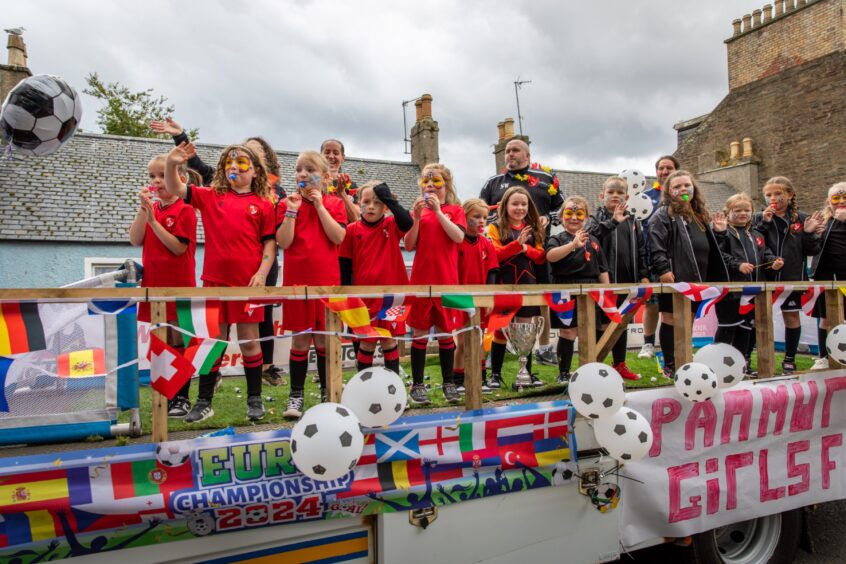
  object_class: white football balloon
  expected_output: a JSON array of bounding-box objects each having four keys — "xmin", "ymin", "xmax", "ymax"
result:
[
  {"xmin": 826, "ymin": 323, "xmax": 846, "ymax": 364},
  {"xmin": 674, "ymin": 362, "xmax": 719, "ymax": 402},
  {"xmin": 290, "ymin": 403, "xmax": 364, "ymax": 481},
  {"xmin": 693, "ymin": 343, "xmax": 746, "ymax": 388},
  {"xmin": 568, "ymin": 362, "xmax": 626, "ymax": 419},
  {"xmin": 626, "ymin": 192, "xmax": 654, "ymax": 221},
  {"xmin": 342, "ymin": 367, "xmax": 407, "ymax": 427},
  {"xmin": 620, "ymin": 169, "xmax": 647, "ymax": 195},
  {"xmin": 593, "ymin": 407, "xmax": 653, "ymax": 462}
]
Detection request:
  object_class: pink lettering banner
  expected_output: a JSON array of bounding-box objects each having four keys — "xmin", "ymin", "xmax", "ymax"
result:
[{"xmin": 620, "ymin": 370, "xmax": 846, "ymax": 547}]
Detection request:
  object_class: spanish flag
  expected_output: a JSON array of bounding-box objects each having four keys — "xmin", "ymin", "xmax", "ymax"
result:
[
  {"xmin": 57, "ymin": 349, "xmax": 106, "ymax": 378},
  {"xmin": 0, "ymin": 303, "xmax": 47, "ymax": 356},
  {"xmin": 324, "ymin": 298, "xmax": 390, "ymax": 339}
]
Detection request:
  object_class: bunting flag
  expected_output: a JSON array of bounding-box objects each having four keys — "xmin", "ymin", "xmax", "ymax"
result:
[
  {"xmin": 183, "ymin": 338, "xmax": 227, "ymax": 376},
  {"xmin": 442, "ymin": 294, "xmax": 475, "ymax": 324},
  {"xmin": 0, "ymin": 468, "xmax": 91, "ymax": 512},
  {"xmin": 670, "ymin": 283, "xmax": 729, "ymax": 319},
  {"xmin": 0, "ymin": 357, "xmax": 11, "ymax": 412},
  {"xmin": 0, "ymin": 510, "xmax": 62, "ymax": 545},
  {"xmin": 324, "ymin": 298, "xmax": 389, "ymax": 339},
  {"xmin": 618, "ymin": 287, "xmax": 653, "ymax": 316},
  {"xmin": 0, "ymin": 303, "xmax": 47, "ymax": 356},
  {"xmin": 148, "ymin": 334, "xmax": 196, "ymax": 400},
  {"xmin": 486, "ymin": 294, "xmax": 522, "ymax": 333},
  {"xmin": 56, "ymin": 349, "xmax": 106, "ymax": 378},
  {"xmin": 375, "ymin": 294, "xmax": 409, "ymax": 322},
  {"xmin": 738, "ymin": 286, "xmax": 762, "ymax": 315},
  {"xmin": 588, "ymin": 289, "xmax": 622, "ymax": 323},
  {"xmin": 243, "ymin": 298, "xmax": 286, "ymax": 315},
  {"xmin": 176, "ymin": 299, "xmax": 221, "ymax": 347},
  {"xmin": 772, "ymin": 286, "xmax": 790, "ymax": 311},
  {"xmin": 87, "ymin": 299, "xmax": 137, "ymax": 316},
  {"xmin": 545, "ymin": 291, "xmax": 575, "ymax": 327},
  {"xmin": 801, "ymin": 285, "xmax": 825, "ymax": 316}
]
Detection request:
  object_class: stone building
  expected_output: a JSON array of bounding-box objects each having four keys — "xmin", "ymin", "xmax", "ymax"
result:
[{"xmin": 674, "ymin": 0, "xmax": 846, "ymax": 209}]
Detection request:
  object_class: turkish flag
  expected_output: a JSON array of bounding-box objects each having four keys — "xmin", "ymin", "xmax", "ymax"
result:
[
  {"xmin": 148, "ymin": 334, "xmax": 195, "ymax": 399},
  {"xmin": 485, "ymin": 294, "xmax": 523, "ymax": 333}
]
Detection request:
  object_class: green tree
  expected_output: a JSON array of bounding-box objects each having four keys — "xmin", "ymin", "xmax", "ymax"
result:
[{"xmin": 83, "ymin": 73, "xmax": 198, "ymax": 139}]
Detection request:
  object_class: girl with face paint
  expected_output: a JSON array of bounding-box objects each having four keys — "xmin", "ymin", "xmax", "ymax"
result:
[
  {"xmin": 753, "ymin": 176, "xmax": 824, "ymax": 374},
  {"xmin": 647, "ymin": 170, "xmax": 729, "ymax": 379},
  {"xmin": 275, "ymin": 151, "xmax": 348, "ymax": 419}
]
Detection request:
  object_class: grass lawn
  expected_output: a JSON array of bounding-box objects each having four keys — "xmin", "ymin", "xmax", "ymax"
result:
[{"xmin": 122, "ymin": 348, "xmax": 814, "ymax": 434}]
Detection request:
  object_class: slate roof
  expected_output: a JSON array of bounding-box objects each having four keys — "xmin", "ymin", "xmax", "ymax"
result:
[{"xmin": 0, "ymin": 132, "xmax": 422, "ymax": 243}]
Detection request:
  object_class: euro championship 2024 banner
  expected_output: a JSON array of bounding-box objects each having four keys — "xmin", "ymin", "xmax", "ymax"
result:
[
  {"xmin": 620, "ymin": 370, "xmax": 846, "ymax": 546},
  {"xmin": 0, "ymin": 401, "xmax": 576, "ymax": 561}
]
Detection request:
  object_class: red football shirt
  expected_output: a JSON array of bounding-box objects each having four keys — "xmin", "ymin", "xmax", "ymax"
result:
[
  {"xmin": 277, "ymin": 194, "xmax": 347, "ymax": 285},
  {"xmin": 141, "ymin": 199, "xmax": 197, "ymax": 288},
  {"xmin": 340, "ymin": 215, "xmax": 409, "ymax": 286},
  {"xmin": 409, "ymin": 204, "xmax": 467, "ymax": 285},
  {"xmin": 186, "ymin": 185, "xmax": 276, "ymax": 286},
  {"xmin": 458, "ymin": 234, "xmax": 499, "ymax": 285}
]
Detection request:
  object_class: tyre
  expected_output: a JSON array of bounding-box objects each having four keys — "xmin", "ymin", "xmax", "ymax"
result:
[{"xmin": 691, "ymin": 509, "xmax": 802, "ymax": 564}]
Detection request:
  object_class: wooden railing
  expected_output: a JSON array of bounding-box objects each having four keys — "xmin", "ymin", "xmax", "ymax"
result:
[{"xmin": 1, "ymin": 282, "xmax": 844, "ymax": 442}]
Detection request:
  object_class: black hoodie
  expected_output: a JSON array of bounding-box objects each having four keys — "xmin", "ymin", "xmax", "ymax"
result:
[
  {"xmin": 752, "ymin": 210, "xmax": 821, "ymax": 282},
  {"xmin": 648, "ymin": 205, "xmax": 729, "ymax": 283},
  {"xmin": 585, "ymin": 206, "xmax": 649, "ymax": 283}
]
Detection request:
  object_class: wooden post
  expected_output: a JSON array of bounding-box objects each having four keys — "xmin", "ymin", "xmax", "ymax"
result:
[
  {"xmin": 672, "ymin": 293, "xmax": 693, "ymax": 366},
  {"xmin": 325, "ymin": 309, "xmax": 343, "ymax": 403},
  {"xmin": 150, "ymin": 300, "xmax": 169, "ymax": 443},
  {"xmin": 464, "ymin": 311, "xmax": 483, "ymax": 410},
  {"xmin": 825, "ymin": 288, "xmax": 845, "ymax": 369},
  {"xmin": 577, "ymin": 294, "xmax": 596, "ymax": 364},
  {"xmin": 755, "ymin": 289, "xmax": 775, "ymax": 378},
  {"xmin": 595, "ymin": 312, "xmax": 636, "ymax": 363}
]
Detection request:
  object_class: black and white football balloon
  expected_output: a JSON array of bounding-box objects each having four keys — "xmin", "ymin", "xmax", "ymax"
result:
[
  {"xmin": 620, "ymin": 169, "xmax": 647, "ymax": 195},
  {"xmin": 626, "ymin": 192, "xmax": 654, "ymax": 221},
  {"xmin": 593, "ymin": 407, "xmax": 653, "ymax": 462},
  {"xmin": 290, "ymin": 403, "xmax": 365, "ymax": 481},
  {"xmin": 825, "ymin": 323, "xmax": 846, "ymax": 364},
  {"xmin": 568, "ymin": 362, "xmax": 626, "ymax": 419},
  {"xmin": 342, "ymin": 367, "xmax": 407, "ymax": 427},
  {"xmin": 0, "ymin": 74, "xmax": 82, "ymax": 156},
  {"xmin": 693, "ymin": 343, "xmax": 746, "ymax": 388},
  {"xmin": 673, "ymin": 362, "xmax": 719, "ymax": 402}
]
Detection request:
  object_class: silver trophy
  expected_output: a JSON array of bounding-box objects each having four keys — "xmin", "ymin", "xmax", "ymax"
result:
[{"xmin": 502, "ymin": 316, "xmax": 545, "ymax": 391}]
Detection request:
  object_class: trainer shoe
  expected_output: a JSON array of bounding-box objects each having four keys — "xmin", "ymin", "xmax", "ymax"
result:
[
  {"xmin": 812, "ymin": 357, "xmax": 830, "ymax": 370},
  {"xmin": 662, "ymin": 364, "xmax": 676, "ymax": 381},
  {"xmin": 283, "ymin": 393, "xmax": 305, "ymax": 420},
  {"xmin": 530, "ymin": 373, "xmax": 545, "ymax": 387},
  {"xmin": 262, "ymin": 366, "xmax": 285, "ymax": 386},
  {"xmin": 168, "ymin": 397, "xmax": 190, "ymax": 418},
  {"xmin": 443, "ymin": 383, "xmax": 461, "ymax": 404},
  {"xmin": 184, "ymin": 399, "xmax": 214, "ymax": 423},
  {"xmin": 782, "ymin": 360, "xmax": 797, "ymax": 376},
  {"xmin": 638, "ymin": 343, "xmax": 655, "ymax": 359},
  {"xmin": 535, "ymin": 345, "xmax": 558, "ymax": 366},
  {"xmin": 247, "ymin": 396, "xmax": 265, "ymax": 421},
  {"xmin": 409, "ymin": 384, "xmax": 431, "ymax": 406},
  {"xmin": 486, "ymin": 373, "xmax": 504, "ymax": 389},
  {"xmin": 556, "ymin": 372, "xmax": 571, "ymax": 385},
  {"xmin": 614, "ymin": 362, "xmax": 642, "ymax": 381}
]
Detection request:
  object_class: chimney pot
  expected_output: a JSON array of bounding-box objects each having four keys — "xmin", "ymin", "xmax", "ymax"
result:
[
  {"xmin": 752, "ymin": 9, "xmax": 763, "ymax": 27},
  {"xmin": 742, "ymin": 138, "xmax": 754, "ymax": 157},
  {"xmin": 785, "ymin": 0, "xmax": 795, "ymax": 11},
  {"xmin": 763, "ymin": 4, "xmax": 773, "ymax": 22},
  {"xmin": 419, "ymin": 94, "xmax": 433, "ymax": 120},
  {"xmin": 503, "ymin": 118, "xmax": 515, "ymax": 139},
  {"xmin": 732, "ymin": 18, "xmax": 743, "ymax": 36},
  {"xmin": 742, "ymin": 13, "xmax": 753, "ymax": 32},
  {"xmin": 414, "ymin": 99, "xmax": 423, "ymax": 122},
  {"xmin": 497, "ymin": 121, "xmax": 506, "ymax": 142},
  {"xmin": 6, "ymin": 33, "xmax": 27, "ymax": 68},
  {"xmin": 775, "ymin": 0, "xmax": 784, "ymax": 16},
  {"xmin": 410, "ymin": 93, "xmax": 438, "ymax": 167},
  {"xmin": 730, "ymin": 141, "xmax": 741, "ymax": 160}
]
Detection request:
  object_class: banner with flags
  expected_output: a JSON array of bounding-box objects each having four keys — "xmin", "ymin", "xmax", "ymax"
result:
[
  {"xmin": 545, "ymin": 291, "xmax": 575, "ymax": 326},
  {"xmin": 0, "ymin": 303, "xmax": 47, "ymax": 356},
  {"xmin": 738, "ymin": 286, "xmax": 762, "ymax": 315},
  {"xmin": 0, "ymin": 401, "xmax": 576, "ymax": 559},
  {"xmin": 374, "ymin": 294, "xmax": 410, "ymax": 323},
  {"xmin": 56, "ymin": 349, "xmax": 106, "ymax": 378},
  {"xmin": 183, "ymin": 338, "xmax": 227, "ymax": 376},
  {"xmin": 486, "ymin": 294, "xmax": 523, "ymax": 333},
  {"xmin": 324, "ymin": 298, "xmax": 390, "ymax": 339},
  {"xmin": 670, "ymin": 283, "xmax": 729, "ymax": 320},
  {"xmin": 148, "ymin": 334, "xmax": 195, "ymax": 399},
  {"xmin": 176, "ymin": 299, "xmax": 221, "ymax": 347},
  {"xmin": 588, "ymin": 289, "xmax": 622, "ymax": 323},
  {"xmin": 801, "ymin": 285, "xmax": 825, "ymax": 316},
  {"xmin": 618, "ymin": 287, "xmax": 653, "ymax": 316}
]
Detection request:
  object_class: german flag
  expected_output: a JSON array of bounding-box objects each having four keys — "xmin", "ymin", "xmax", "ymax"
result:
[
  {"xmin": 0, "ymin": 303, "xmax": 47, "ymax": 356},
  {"xmin": 57, "ymin": 349, "xmax": 106, "ymax": 378}
]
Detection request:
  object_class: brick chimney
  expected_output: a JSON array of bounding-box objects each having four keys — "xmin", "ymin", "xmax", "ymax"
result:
[
  {"xmin": 492, "ymin": 117, "xmax": 530, "ymax": 173},
  {"xmin": 0, "ymin": 31, "xmax": 31, "ymax": 103},
  {"xmin": 410, "ymin": 93, "xmax": 439, "ymax": 167}
]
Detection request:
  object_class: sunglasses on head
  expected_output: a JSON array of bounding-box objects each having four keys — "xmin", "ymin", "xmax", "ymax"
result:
[
  {"xmin": 418, "ymin": 176, "xmax": 444, "ymax": 188},
  {"xmin": 225, "ymin": 156, "xmax": 252, "ymax": 172},
  {"xmin": 562, "ymin": 208, "xmax": 586, "ymax": 220}
]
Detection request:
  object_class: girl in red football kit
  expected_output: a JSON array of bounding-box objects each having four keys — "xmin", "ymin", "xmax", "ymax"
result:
[
  {"xmin": 403, "ymin": 164, "xmax": 466, "ymax": 405},
  {"xmin": 129, "ymin": 154, "xmax": 197, "ymax": 418},
  {"xmin": 340, "ymin": 181, "xmax": 412, "ymax": 375},
  {"xmin": 276, "ymin": 151, "xmax": 347, "ymax": 419},
  {"xmin": 165, "ymin": 142, "xmax": 277, "ymax": 423}
]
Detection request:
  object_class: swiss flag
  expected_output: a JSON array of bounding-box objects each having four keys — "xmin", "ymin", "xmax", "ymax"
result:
[{"xmin": 148, "ymin": 334, "xmax": 195, "ymax": 399}]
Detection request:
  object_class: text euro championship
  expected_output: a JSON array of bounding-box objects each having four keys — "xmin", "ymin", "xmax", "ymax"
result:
[{"xmin": 170, "ymin": 439, "xmax": 352, "ymax": 531}]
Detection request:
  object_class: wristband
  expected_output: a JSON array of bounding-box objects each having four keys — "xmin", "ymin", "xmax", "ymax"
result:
[{"xmin": 285, "ymin": 210, "xmax": 298, "ymax": 219}]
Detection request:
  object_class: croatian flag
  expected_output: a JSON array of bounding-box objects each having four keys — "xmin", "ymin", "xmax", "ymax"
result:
[
  {"xmin": 670, "ymin": 283, "xmax": 729, "ymax": 319},
  {"xmin": 801, "ymin": 285, "xmax": 825, "ymax": 316},
  {"xmin": 618, "ymin": 287, "xmax": 653, "ymax": 316},
  {"xmin": 588, "ymin": 289, "xmax": 622, "ymax": 323},
  {"xmin": 545, "ymin": 291, "xmax": 575, "ymax": 327},
  {"xmin": 375, "ymin": 294, "xmax": 408, "ymax": 322},
  {"xmin": 738, "ymin": 286, "xmax": 762, "ymax": 315}
]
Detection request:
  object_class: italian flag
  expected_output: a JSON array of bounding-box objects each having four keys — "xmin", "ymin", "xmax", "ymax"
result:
[
  {"xmin": 442, "ymin": 294, "xmax": 475, "ymax": 316},
  {"xmin": 184, "ymin": 338, "xmax": 227, "ymax": 375},
  {"xmin": 176, "ymin": 299, "xmax": 221, "ymax": 347}
]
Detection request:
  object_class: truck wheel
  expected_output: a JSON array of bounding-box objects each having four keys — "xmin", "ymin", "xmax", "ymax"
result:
[{"xmin": 691, "ymin": 509, "xmax": 802, "ymax": 564}]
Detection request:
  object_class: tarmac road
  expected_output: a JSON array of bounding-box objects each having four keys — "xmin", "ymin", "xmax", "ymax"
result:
[{"xmin": 623, "ymin": 500, "xmax": 846, "ymax": 563}]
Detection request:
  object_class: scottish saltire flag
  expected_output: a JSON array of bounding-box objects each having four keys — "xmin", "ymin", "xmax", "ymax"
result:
[
  {"xmin": 801, "ymin": 285, "xmax": 825, "ymax": 315},
  {"xmin": 545, "ymin": 291, "xmax": 575, "ymax": 327},
  {"xmin": 738, "ymin": 286, "xmax": 762, "ymax": 315},
  {"xmin": 588, "ymin": 289, "xmax": 622, "ymax": 323},
  {"xmin": 375, "ymin": 430, "xmax": 420, "ymax": 462},
  {"xmin": 618, "ymin": 287, "xmax": 653, "ymax": 316},
  {"xmin": 670, "ymin": 283, "xmax": 729, "ymax": 319},
  {"xmin": 375, "ymin": 294, "xmax": 408, "ymax": 321}
]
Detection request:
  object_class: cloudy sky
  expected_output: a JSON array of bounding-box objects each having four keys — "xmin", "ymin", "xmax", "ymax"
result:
[{"xmin": 5, "ymin": 0, "xmax": 767, "ymax": 198}]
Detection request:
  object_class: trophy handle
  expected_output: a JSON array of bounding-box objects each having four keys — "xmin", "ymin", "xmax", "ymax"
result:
[
  {"xmin": 534, "ymin": 315, "xmax": 545, "ymax": 336},
  {"xmin": 501, "ymin": 323, "xmax": 511, "ymax": 342}
]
